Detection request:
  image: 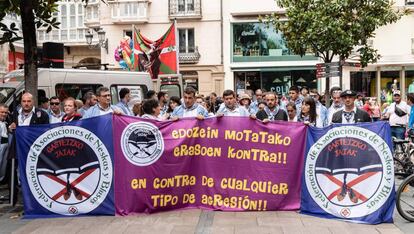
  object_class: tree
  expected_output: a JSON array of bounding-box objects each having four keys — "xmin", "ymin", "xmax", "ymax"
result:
[
  {"xmin": 0, "ymin": 0, "xmax": 60, "ymax": 105},
  {"xmin": 262, "ymin": 0, "xmax": 408, "ymax": 104}
]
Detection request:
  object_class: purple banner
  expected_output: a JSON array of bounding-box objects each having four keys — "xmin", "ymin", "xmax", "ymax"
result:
[{"xmin": 113, "ymin": 115, "xmax": 307, "ymax": 215}]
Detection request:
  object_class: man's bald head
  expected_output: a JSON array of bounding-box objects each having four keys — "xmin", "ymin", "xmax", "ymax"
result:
[{"xmin": 21, "ymin": 92, "xmax": 34, "ymax": 113}]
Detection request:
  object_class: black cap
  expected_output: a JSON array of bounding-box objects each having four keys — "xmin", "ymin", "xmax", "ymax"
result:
[{"xmin": 340, "ymin": 90, "xmax": 357, "ymax": 97}]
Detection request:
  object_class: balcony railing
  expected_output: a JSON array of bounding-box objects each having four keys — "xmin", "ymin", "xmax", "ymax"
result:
[
  {"xmin": 110, "ymin": 0, "xmax": 150, "ymax": 24},
  {"xmin": 169, "ymin": 0, "xmax": 202, "ymax": 19},
  {"xmin": 84, "ymin": 2, "xmax": 100, "ymax": 26},
  {"xmin": 179, "ymin": 46, "xmax": 201, "ymax": 64},
  {"xmin": 37, "ymin": 28, "xmax": 96, "ymax": 45}
]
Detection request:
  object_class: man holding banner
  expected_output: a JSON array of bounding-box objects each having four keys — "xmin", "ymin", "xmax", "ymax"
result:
[
  {"xmin": 171, "ymin": 87, "xmax": 208, "ymax": 119},
  {"xmin": 216, "ymin": 90, "xmax": 250, "ymax": 117},
  {"xmin": 331, "ymin": 90, "xmax": 371, "ymax": 124},
  {"xmin": 83, "ymin": 87, "xmax": 122, "ymax": 119}
]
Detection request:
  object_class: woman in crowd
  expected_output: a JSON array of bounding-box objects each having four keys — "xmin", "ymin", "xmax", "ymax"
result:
[
  {"xmin": 165, "ymin": 96, "xmax": 181, "ymax": 119},
  {"xmin": 286, "ymin": 102, "xmax": 297, "ymax": 122},
  {"xmin": 239, "ymin": 93, "xmax": 251, "ymax": 112},
  {"xmin": 62, "ymin": 97, "xmax": 82, "ymax": 122},
  {"xmin": 141, "ymin": 99, "xmax": 161, "ymax": 120},
  {"xmin": 371, "ymin": 98, "xmax": 381, "ymax": 122},
  {"xmin": 298, "ymin": 97, "xmax": 317, "ymax": 126},
  {"xmin": 132, "ymin": 102, "xmax": 142, "ymax": 116}
]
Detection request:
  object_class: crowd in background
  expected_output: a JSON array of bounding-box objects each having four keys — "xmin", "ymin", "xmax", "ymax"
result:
[{"xmin": 0, "ymin": 83, "xmax": 413, "ymax": 204}]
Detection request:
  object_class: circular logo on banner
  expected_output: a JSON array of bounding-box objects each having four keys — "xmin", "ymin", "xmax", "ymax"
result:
[
  {"xmin": 120, "ymin": 122, "xmax": 164, "ymax": 166},
  {"xmin": 26, "ymin": 126, "xmax": 113, "ymax": 216},
  {"xmin": 305, "ymin": 126, "xmax": 393, "ymax": 218}
]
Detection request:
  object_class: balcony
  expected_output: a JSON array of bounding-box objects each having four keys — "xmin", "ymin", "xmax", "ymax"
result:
[
  {"xmin": 37, "ymin": 28, "xmax": 96, "ymax": 46},
  {"xmin": 179, "ymin": 46, "xmax": 201, "ymax": 64},
  {"xmin": 169, "ymin": 0, "xmax": 202, "ymax": 19},
  {"xmin": 109, "ymin": 0, "xmax": 150, "ymax": 24},
  {"xmin": 407, "ymin": 0, "xmax": 414, "ymax": 5},
  {"xmin": 84, "ymin": 1, "xmax": 100, "ymax": 27}
]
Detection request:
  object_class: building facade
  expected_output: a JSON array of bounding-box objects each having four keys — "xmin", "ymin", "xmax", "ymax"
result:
[
  {"xmin": 343, "ymin": 0, "xmax": 414, "ymax": 103},
  {"xmin": 222, "ymin": 0, "xmax": 319, "ymax": 96}
]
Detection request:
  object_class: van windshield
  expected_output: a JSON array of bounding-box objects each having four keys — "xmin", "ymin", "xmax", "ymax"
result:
[
  {"xmin": 160, "ymin": 84, "xmax": 181, "ymax": 98},
  {"xmin": 0, "ymin": 87, "xmax": 16, "ymax": 103}
]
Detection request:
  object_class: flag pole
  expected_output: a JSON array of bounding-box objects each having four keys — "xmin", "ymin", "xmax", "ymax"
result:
[{"xmin": 174, "ymin": 18, "xmax": 180, "ymax": 74}]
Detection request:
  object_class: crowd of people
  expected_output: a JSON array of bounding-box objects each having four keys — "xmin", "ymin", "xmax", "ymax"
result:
[{"xmin": 0, "ymin": 84, "xmax": 412, "ymax": 204}]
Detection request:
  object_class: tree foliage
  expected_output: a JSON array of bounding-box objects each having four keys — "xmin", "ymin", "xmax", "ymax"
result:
[
  {"xmin": 0, "ymin": 0, "xmax": 60, "ymax": 51},
  {"xmin": 262, "ymin": 0, "xmax": 409, "ymax": 67}
]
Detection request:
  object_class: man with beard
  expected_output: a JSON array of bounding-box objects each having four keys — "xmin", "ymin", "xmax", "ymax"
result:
[
  {"xmin": 331, "ymin": 90, "xmax": 370, "ymax": 124},
  {"xmin": 385, "ymin": 90, "xmax": 410, "ymax": 139},
  {"xmin": 216, "ymin": 90, "xmax": 249, "ymax": 117},
  {"xmin": 328, "ymin": 89, "xmax": 343, "ymax": 124},
  {"xmin": 157, "ymin": 91, "xmax": 169, "ymax": 119},
  {"xmin": 256, "ymin": 92, "xmax": 288, "ymax": 122}
]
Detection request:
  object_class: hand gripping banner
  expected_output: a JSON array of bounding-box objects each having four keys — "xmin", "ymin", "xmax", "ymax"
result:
[
  {"xmin": 301, "ymin": 122, "xmax": 395, "ymax": 224},
  {"xmin": 17, "ymin": 115, "xmax": 115, "ymax": 218},
  {"xmin": 113, "ymin": 115, "xmax": 307, "ymax": 215}
]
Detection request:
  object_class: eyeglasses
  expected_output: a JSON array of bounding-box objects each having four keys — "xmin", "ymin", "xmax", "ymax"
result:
[{"xmin": 50, "ymin": 102, "xmax": 60, "ymax": 106}]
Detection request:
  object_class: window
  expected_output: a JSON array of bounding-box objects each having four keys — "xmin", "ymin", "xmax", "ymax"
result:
[
  {"xmin": 55, "ymin": 84, "xmax": 103, "ymax": 100},
  {"xmin": 78, "ymin": 5, "xmax": 84, "ymax": 27},
  {"xmin": 178, "ymin": 29, "xmax": 195, "ymax": 53},
  {"xmin": 124, "ymin": 30, "xmax": 132, "ymax": 38},
  {"xmin": 61, "ymin": 5, "xmax": 67, "ymax": 29},
  {"xmin": 0, "ymin": 87, "xmax": 15, "ymax": 104},
  {"xmin": 112, "ymin": 2, "xmax": 147, "ymax": 19},
  {"xmin": 70, "ymin": 4, "xmax": 76, "ymax": 27},
  {"xmin": 178, "ymin": 0, "xmax": 194, "ymax": 12}
]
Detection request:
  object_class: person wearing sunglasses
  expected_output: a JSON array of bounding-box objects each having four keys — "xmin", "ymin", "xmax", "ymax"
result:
[
  {"xmin": 48, "ymin": 96, "xmax": 64, "ymax": 124},
  {"xmin": 83, "ymin": 87, "xmax": 122, "ymax": 119}
]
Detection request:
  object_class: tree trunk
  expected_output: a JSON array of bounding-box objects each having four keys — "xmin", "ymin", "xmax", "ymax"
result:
[{"xmin": 20, "ymin": 0, "xmax": 38, "ymax": 105}]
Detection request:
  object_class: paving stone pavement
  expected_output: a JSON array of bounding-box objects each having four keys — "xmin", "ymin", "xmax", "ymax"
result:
[{"xmin": 0, "ymin": 209, "xmax": 408, "ymax": 234}]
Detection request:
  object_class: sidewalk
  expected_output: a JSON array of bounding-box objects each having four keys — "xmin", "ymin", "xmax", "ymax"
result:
[{"xmin": 0, "ymin": 208, "xmax": 405, "ymax": 234}]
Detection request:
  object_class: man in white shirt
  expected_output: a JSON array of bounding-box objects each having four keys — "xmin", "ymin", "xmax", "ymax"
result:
[
  {"xmin": 217, "ymin": 90, "xmax": 250, "ymax": 117},
  {"xmin": 115, "ymin": 88, "xmax": 133, "ymax": 116},
  {"xmin": 328, "ymin": 90, "xmax": 343, "ymax": 124},
  {"xmin": 386, "ymin": 90, "xmax": 411, "ymax": 140},
  {"xmin": 171, "ymin": 87, "xmax": 208, "ymax": 119},
  {"xmin": 83, "ymin": 87, "xmax": 122, "ymax": 119}
]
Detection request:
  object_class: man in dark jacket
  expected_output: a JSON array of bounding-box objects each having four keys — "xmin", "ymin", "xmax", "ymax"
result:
[
  {"xmin": 256, "ymin": 92, "xmax": 288, "ymax": 122},
  {"xmin": 9, "ymin": 92, "xmax": 49, "ymax": 130},
  {"xmin": 332, "ymin": 90, "xmax": 371, "ymax": 124},
  {"xmin": 7, "ymin": 92, "xmax": 49, "ymax": 205}
]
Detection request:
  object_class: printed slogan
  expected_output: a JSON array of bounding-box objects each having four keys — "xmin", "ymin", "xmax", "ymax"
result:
[{"xmin": 114, "ymin": 115, "xmax": 306, "ymax": 214}]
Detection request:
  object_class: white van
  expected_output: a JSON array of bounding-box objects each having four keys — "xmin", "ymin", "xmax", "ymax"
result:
[{"xmin": 0, "ymin": 68, "xmax": 153, "ymax": 109}]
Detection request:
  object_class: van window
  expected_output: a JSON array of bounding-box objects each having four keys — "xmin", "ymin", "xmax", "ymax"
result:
[
  {"xmin": 0, "ymin": 87, "xmax": 15, "ymax": 104},
  {"xmin": 160, "ymin": 84, "xmax": 181, "ymax": 98},
  {"xmin": 56, "ymin": 84, "xmax": 102, "ymax": 101},
  {"xmin": 110, "ymin": 85, "xmax": 146, "ymax": 109}
]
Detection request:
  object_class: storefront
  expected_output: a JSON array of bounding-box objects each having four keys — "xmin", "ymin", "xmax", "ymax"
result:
[
  {"xmin": 349, "ymin": 66, "xmax": 414, "ymax": 104},
  {"xmin": 231, "ymin": 22, "xmax": 318, "ymax": 95},
  {"xmin": 234, "ymin": 69, "xmax": 317, "ymax": 95}
]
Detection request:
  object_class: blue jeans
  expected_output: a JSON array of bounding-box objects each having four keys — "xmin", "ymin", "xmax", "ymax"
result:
[{"xmin": 391, "ymin": 126, "xmax": 405, "ymax": 140}]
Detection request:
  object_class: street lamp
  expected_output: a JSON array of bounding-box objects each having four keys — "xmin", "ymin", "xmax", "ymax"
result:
[{"xmin": 85, "ymin": 27, "xmax": 108, "ymax": 54}]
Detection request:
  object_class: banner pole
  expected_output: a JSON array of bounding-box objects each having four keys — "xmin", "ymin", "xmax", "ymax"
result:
[
  {"xmin": 174, "ymin": 18, "xmax": 180, "ymax": 74},
  {"xmin": 10, "ymin": 157, "xmax": 15, "ymax": 206}
]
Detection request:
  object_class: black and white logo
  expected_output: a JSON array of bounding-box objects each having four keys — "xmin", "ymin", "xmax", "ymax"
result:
[
  {"xmin": 120, "ymin": 122, "xmax": 164, "ymax": 166},
  {"xmin": 27, "ymin": 126, "xmax": 113, "ymax": 215},
  {"xmin": 305, "ymin": 126, "xmax": 393, "ymax": 218}
]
